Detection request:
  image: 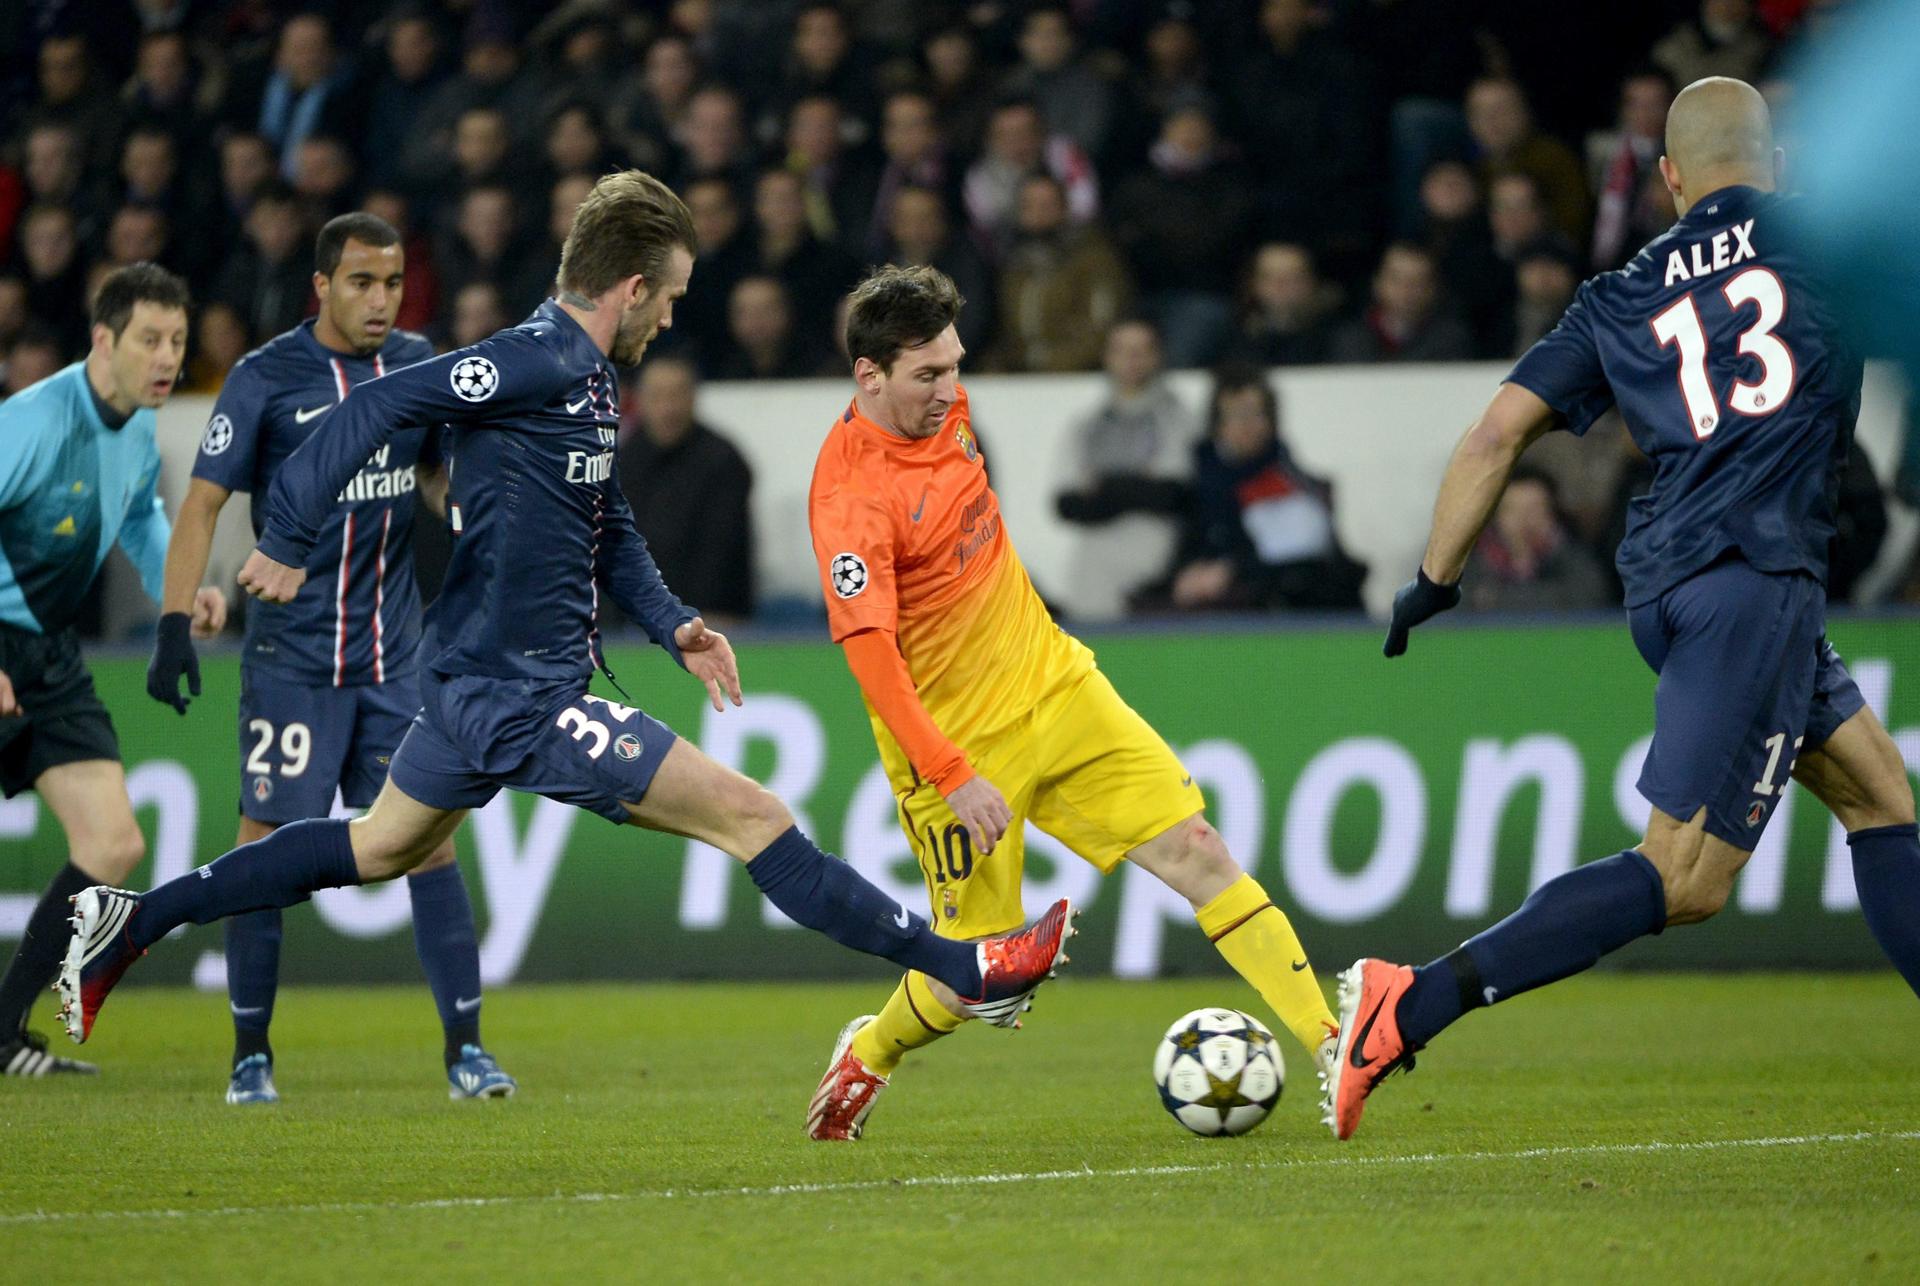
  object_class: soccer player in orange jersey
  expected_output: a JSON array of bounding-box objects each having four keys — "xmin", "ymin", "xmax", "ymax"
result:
[{"xmin": 803, "ymin": 265, "xmax": 1339, "ymax": 1140}]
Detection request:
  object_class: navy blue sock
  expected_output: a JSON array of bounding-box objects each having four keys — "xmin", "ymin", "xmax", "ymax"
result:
[
  {"xmin": 225, "ymin": 909, "xmax": 281, "ymax": 1065},
  {"xmin": 746, "ymin": 827, "xmax": 980, "ymax": 996},
  {"xmin": 1397, "ymin": 850, "xmax": 1668, "ymax": 1048},
  {"xmin": 407, "ymin": 862, "xmax": 484, "ymax": 1065},
  {"xmin": 134, "ymin": 819, "xmax": 359, "ymax": 951},
  {"xmin": 1849, "ymin": 822, "xmax": 1920, "ymax": 998}
]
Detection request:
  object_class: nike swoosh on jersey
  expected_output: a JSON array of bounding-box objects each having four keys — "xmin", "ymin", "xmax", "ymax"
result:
[
  {"xmin": 565, "ymin": 397, "xmax": 591, "ymax": 414},
  {"xmin": 294, "ymin": 404, "xmax": 333, "ymax": 424},
  {"xmin": 911, "ymin": 486, "xmax": 929, "ymax": 522},
  {"xmin": 892, "ymin": 907, "xmax": 912, "ymax": 929},
  {"xmin": 1291, "ymin": 959, "xmax": 1309, "ymax": 971}
]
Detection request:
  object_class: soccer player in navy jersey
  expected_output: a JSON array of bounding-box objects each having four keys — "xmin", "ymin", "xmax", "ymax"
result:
[
  {"xmin": 147, "ymin": 213, "xmax": 515, "ymax": 1104},
  {"xmin": 61, "ymin": 171, "xmax": 1074, "ymax": 1061},
  {"xmin": 1325, "ymin": 78, "xmax": 1920, "ymax": 1140}
]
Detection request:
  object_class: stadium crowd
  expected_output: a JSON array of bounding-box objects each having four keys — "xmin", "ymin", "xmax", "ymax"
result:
[{"xmin": 2, "ymin": 0, "xmax": 1912, "ymax": 628}]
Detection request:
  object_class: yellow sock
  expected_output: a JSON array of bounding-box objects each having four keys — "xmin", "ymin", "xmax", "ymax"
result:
[
  {"xmin": 1197, "ymin": 874, "xmax": 1338, "ymax": 1053},
  {"xmin": 849, "ymin": 971, "xmax": 966, "ymax": 1074}
]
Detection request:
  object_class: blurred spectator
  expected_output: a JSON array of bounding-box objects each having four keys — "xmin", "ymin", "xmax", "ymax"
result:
[
  {"xmin": 405, "ymin": 18, "xmax": 541, "ymax": 195},
  {"xmin": 1652, "ymin": 0, "xmax": 1774, "ymax": 89},
  {"xmin": 362, "ymin": 8, "xmax": 450, "ymax": 188},
  {"xmin": 547, "ymin": 174, "xmax": 597, "ymax": 263},
  {"xmin": 121, "ymin": 30, "xmax": 220, "ymax": 142},
  {"xmin": 216, "ymin": 131, "xmax": 276, "ymax": 237},
  {"xmin": 1489, "ymin": 172, "xmax": 1551, "ymax": 263},
  {"xmin": 616, "ymin": 32, "xmax": 701, "ymax": 170},
  {"xmin": 866, "ymin": 89, "xmax": 958, "ymax": 260},
  {"xmin": 760, "ymin": 3, "xmax": 877, "ymax": 142},
  {"xmin": 1056, "ymin": 319, "xmax": 1194, "ymax": 519},
  {"xmin": 1137, "ymin": 366, "xmax": 1364, "ymax": 613},
  {"xmin": 103, "ymin": 204, "xmax": 170, "ymax": 270},
  {"xmin": 214, "ymin": 181, "xmax": 311, "ymax": 344},
  {"xmin": 1588, "ymin": 67, "xmax": 1676, "ymax": 269},
  {"xmin": 29, "ymin": 34, "xmax": 124, "ymax": 174},
  {"xmin": 543, "ymin": 100, "xmax": 625, "ymax": 187},
  {"xmin": 253, "ymin": 13, "xmax": 356, "ymax": 178},
  {"xmin": 116, "ymin": 127, "xmax": 207, "ymax": 278},
  {"xmin": 617, "ymin": 356, "xmax": 755, "ymax": 624},
  {"xmin": 922, "ymin": 25, "xmax": 995, "ymax": 158},
  {"xmin": 448, "ymin": 281, "xmax": 510, "ymax": 349},
  {"xmin": 1002, "ymin": 6, "xmax": 1118, "ymax": 163},
  {"xmin": 1467, "ymin": 77, "xmax": 1591, "ymax": 245},
  {"xmin": 781, "ymin": 95, "xmax": 879, "ymax": 257},
  {"xmin": 1461, "ymin": 466, "xmax": 1613, "ymax": 613},
  {"xmin": 1114, "ymin": 14, "xmax": 1211, "ymax": 170},
  {"xmin": 182, "ymin": 302, "xmax": 249, "ymax": 392},
  {"xmin": 3, "ymin": 326, "xmax": 64, "ymax": 397},
  {"xmin": 18, "ymin": 204, "xmax": 89, "ymax": 355},
  {"xmin": 669, "ymin": 176, "xmax": 755, "ymax": 369},
  {"xmin": 1508, "ymin": 236, "xmax": 1582, "ymax": 355},
  {"xmin": 292, "ymin": 134, "xmax": 358, "ymax": 221},
  {"xmin": 529, "ymin": 5, "xmax": 629, "ymax": 114},
  {"xmin": 449, "ymin": 106, "xmax": 517, "ymax": 200},
  {"xmin": 1330, "ymin": 243, "xmax": 1474, "ymax": 363},
  {"xmin": 668, "ymin": 85, "xmax": 757, "ymax": 196},
  {"xmin": 990, "ymin": 174, "xmax": 1131, "ymax": 372},
  {"xmin": 1231, "ymin": 242, "xmax": 1336, "ymax": 367},
  {"xmin": 23, "ymin": 123, "xmax": 103, "ymax": 247},
  {"xmin": 1228, "ymin": 0, "xmax": 1375, "ymax": 265},
  {"xmin": 1109, "ymin": 101, "xmax": 1252, "ymax": 368},
  {"xmin": 0, "ymin": 277, "xmax": 27, "ymax": 354},
  {"xmin": 437, "ymin": 185, "xmax": 551, "ymax": 320},
  {"xmin": 1418, "ymin": 159, "xmax": 1505, "ymax": 354},
  {"xmin": 751, "ymin": 168, "xmax": 859, "ymax": 357},
  {"xmin": 884, "ymin": 186, "xmax": 995, "ymax": 356},
  {"xmin": 361, "ymin": 189, "xmax": 438, "ymax": 332},
  {"xmin": 963, "ymin": 98, "xmax": 1098, "ymax": 260},
  {"xmin": 714, "ymin": 276, "xmax": 825, "ymax": 380}
]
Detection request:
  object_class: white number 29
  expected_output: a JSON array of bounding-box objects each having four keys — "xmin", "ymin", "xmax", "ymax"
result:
[
  {"xmin": 245, "ymin": 719, "xmax": 312, "ymax": 778},
  {"xmin": 1650, "ymin": 266, "xmax": 1796, "ymax": 440}
]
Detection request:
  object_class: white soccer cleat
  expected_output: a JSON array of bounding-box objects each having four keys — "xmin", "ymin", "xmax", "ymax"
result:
[{"xmin": 806, "ymin": 1015, "xmax": 888, "ymax": 1141}]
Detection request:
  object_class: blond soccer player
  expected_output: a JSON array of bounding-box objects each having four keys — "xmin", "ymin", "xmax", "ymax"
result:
[{"xmin": 803, "ymin": 266, "xmax": 1339, "ymax": 1140}]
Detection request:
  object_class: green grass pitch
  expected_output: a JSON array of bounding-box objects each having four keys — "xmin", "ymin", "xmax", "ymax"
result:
[{"xmin": 5, "ymin": 975, "xmax": 1916, "ymax": 1284}]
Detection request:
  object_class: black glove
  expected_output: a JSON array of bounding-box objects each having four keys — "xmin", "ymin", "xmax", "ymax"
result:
[
  {"xmin": 147, "ymin": 612, "xmax": 200, "ymax": 714},
  {"xmin": 1383, "ymin": 568, "xmax": 1461, "ymax": 658}
]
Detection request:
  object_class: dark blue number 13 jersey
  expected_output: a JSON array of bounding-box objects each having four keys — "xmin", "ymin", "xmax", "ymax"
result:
[{"xmin": 1507, "ymin": 185, "xmax": 1864, "ymax": 607}]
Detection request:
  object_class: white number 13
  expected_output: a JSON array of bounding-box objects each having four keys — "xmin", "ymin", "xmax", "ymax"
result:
[{"xmin": 1650, "ymin": 266, "xmax": 1796, "ymax": 439}]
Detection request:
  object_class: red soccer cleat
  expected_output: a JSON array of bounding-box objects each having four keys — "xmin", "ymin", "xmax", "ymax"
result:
[
  {"xmin": 806, "ymin": 1015, "xmax": 888, "ymax": 1141},
  {"xmin": 1323, "ymin": 958, "xmax": 1417, "ymax": 1141},
  {"xmin": 56, "ymin": 887, "xmax": 146, "ymax": 1044},
  {"xmin": 959, "ymin": 898, "xmax": 1077, "ymax": 1028}
]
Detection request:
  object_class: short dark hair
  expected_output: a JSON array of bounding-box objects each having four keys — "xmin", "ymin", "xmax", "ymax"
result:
[
  {"xmin": 1208, "ymin": 362, "xmax": 1279, "ymax": 434},
  {"xmin": 844, "ymin": 264, "xmax": 964, "ymax": 372},
  {"xmin": 556, "ymin": 168, "xmax": 696, "ymax": 298},
  {"xmin": 315, "ymin": 212, "xmax": 400, "ymax": 276},
  {"xmin": 90, "ymin": 262, "xmax": 190, "ymax": 337}
]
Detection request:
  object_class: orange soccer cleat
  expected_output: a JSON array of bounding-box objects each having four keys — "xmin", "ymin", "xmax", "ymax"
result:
[{"xmin": 1323, "ymin": 958, "xmax": 1418, "ymax": 1141}]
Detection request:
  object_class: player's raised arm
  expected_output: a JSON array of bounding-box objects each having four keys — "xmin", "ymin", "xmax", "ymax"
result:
[{"xmin": 251, "ymin": 332, "xmax": 561, "ymax": 583}]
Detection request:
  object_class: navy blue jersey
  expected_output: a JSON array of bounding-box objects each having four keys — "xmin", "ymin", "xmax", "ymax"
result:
[
  {"xmin": 1507, "ymin": 185, "xmax": 1863, "ymax": 607},
  {"xmin": 254, "ymin": 301, "xmax": 696, "ymax": 688},
  {"xmin": 195, "ymin": 321, "xmax": 439, "ymax": 686}
]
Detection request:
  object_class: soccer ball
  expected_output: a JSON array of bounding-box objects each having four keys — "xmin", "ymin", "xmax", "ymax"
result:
[
  {"xmin": 449, "ymin": 355, "xmax": 498, "ymax": 402},
  {"xmin": 1152, "ymin": 1007, "xmax": 1284, "ymax": 1137}
]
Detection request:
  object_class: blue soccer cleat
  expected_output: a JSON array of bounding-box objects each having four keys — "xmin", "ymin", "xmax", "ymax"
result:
[
  {"xmin": 226, "ymin": 1052, "xmax": 279, "ymax": 1105},
  {"xmin": 447, "ymin": 1044, "xmax": 516, "ymax": 1100}
]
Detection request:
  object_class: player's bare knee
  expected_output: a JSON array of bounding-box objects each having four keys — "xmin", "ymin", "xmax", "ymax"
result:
[
  {"xmin": 79, "ymin": 825, "xmax": 146, "ymax": 884},
  {"xmin": 1175, "ymin": 816, "xmax": 1238, "ymax": 886},
  {"xmin": 725, "ymin": 782, "xmax": 794, "ymax": 860},
  {"xmin": 413, "ymin": 840, "xmax": 458, "ymax": 874}
]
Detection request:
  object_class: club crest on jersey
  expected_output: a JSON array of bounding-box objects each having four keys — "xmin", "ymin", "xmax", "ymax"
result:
[
  {"xmin": 201, "ymin": 414, "xmax": 234, "ymax": 455},
  {"xmin": 450, "ymin": 355, "xmax": 499, "ymax": 402},
  {"xmin": 953, "ymin": 422, "xmax": 978, "ymax": 462},
  {"xmin": 1747, "ymin": 800, "xmax": 1767, "ymax": 827},
  {"xmin": 613, "ymin": 733, "xmax": 641, "ymax": 761},
  {"xmin": 251, "ymin": 775, "xmax": 273, "ymax": 803},
  {"xmin": 829, "ymin": 551, "xmax": 869, "ymax": 598}
]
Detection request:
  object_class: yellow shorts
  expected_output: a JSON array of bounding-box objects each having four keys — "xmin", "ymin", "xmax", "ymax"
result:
[{"xmin": 895, "ymin": 668, "xmax": 1204, "ymax": 939}]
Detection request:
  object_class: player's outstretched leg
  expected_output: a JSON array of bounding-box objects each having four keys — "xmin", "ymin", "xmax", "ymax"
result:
[
  {"xmin": 1128, "ymin": 813, "xmax": 1340, "ymax": 1076},
  {"xmin": 406, "ymin": 845, "xmax": 516, "ymax": 1099},
  {"xmin": 627, "ymin": 740, "xmax": 1076, "ymax": 1018},
  {"xmin": 1327, "ymin": 844, "xmax": 1671, "ymax": 1140},
  {"xmin": 59, "ymin": 785, "xmax": 460, "ymax": 1043}
]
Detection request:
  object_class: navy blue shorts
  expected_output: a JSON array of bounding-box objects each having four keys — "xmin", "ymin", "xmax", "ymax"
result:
[
  {"xmin": 1628, "ymin": 558, "xmax": 1865, "ymax": 849},
  {"xmin": 386, "ymin": 673, "xmax": 679, "ymax": 824},
  {"xmin": 238, "ymin": 667, "xmax": 420, "ymax": 822}
]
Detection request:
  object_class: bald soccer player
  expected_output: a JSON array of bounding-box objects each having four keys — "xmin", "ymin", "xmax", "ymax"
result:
[{"xmin": 1324, "ymin": 78, "xmax": 1919, "ymax": 1140}]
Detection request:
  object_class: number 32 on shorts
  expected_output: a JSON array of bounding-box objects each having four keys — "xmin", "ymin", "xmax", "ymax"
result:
[{"xmin": 554, "ymin": 697, "xmax": 638, "ymax": 759}]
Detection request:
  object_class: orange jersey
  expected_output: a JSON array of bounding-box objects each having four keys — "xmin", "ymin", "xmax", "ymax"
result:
[{"xmin": 809, "ymin": 386, "xmax": 1093, "ymax": 778}]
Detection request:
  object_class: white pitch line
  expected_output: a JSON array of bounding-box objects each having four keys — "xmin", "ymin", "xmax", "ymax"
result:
[{"xmin": 2, "ymin": 1129, "xmax": 1914, "ymax": 1226}]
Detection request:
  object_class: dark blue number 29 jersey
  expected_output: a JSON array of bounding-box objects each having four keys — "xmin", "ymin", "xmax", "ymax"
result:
[
  {"xmin": 194, "ymin": 320, "xmax": 438, "ymax": 686},
  {"xmin": 1507, "ymin": 185, "xmax": 1864, "ymax": 607}
]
